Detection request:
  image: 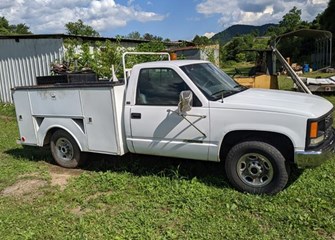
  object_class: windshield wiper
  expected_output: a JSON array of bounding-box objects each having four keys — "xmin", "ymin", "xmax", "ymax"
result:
[
  {"xmin": 211, "ymin": 86, "xmax": 247, "ymax": 100},
  {"xmin": 234, "ymin": 85, "xmax": 248, "ymax": 90}
]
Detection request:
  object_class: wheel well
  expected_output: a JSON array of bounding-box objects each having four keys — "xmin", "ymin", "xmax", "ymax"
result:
[
  {"xmin": 43, "ymin": 127, "xmax": 62, "ymax": 146},
  {"xmin": 220, "ymin": 130, "xmax": 294, "ymax": 163}
]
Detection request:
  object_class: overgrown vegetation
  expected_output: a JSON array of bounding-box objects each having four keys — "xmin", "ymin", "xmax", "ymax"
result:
[
  {"xmin": 1, "ymin": 83, "xmax": 335, "ymax": 239},
  {"xmin": 203, "ymin": 3, "xmax": 335, "ymax": 67},
  {"xmin": 0, "ymin": 16, "xmax": 31, "ymax": 35},
  {"xmin": 63, "ymin": 39, "xmax": 168, "ymax": 79}
]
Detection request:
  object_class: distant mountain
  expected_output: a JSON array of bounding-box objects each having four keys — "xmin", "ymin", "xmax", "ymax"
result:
[{"xmin": 211, "ymin": 24, "xmax": 277, "ymax": 44}]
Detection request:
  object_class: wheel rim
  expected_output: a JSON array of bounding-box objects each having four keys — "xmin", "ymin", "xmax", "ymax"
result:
[
  {"xmin": 55, "ymin": 137, "xmax": 74, "ymax": 162},
  {"xmin": 237, "ymin": 153, "xmax": 274, "ymax": 188}
]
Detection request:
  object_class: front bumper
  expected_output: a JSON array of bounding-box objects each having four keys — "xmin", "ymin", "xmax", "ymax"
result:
[{"xmin": 295, "ymin": 129, "xmax": 335, "ymax": 168}]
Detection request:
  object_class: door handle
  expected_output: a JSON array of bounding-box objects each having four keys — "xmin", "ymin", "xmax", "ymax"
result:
[{"xmin": 131, "ymin": 113, "xmax": 141, "ymax": 119}]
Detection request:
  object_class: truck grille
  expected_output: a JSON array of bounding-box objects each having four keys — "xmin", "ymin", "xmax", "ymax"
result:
[
  {"xmin": 324, "ymin": 113, "xmax": 333, "ymax": 141},
  {"xmin": 325, "ymin": 113, "xmax": 333, "ymax": 128}
]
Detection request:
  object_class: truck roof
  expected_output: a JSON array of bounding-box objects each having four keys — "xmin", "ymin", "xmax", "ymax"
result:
[{"xmin": 134, "ymin": 60, "xmax": 209, "ymax": 68}]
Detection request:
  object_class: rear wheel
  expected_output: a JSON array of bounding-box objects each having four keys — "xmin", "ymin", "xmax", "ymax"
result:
[
  {"xmin": 225, "ymin": 141, "xmax": 289, "ymax": 195},
  {"xmin": 50, "ymin": 130, "xmax": 85, "ymax": 168}
]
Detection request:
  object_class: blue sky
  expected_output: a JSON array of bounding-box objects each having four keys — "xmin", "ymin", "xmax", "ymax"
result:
[
  {"xmin": 112, "ymin": 0, "xmax": 220, "ymax": 40},
  {"xmin": 0, "ymin": 0, "xmax": 329, "ymax": 41}
]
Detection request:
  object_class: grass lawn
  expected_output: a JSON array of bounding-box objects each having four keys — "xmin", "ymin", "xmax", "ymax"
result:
[{"xmin": 0, "ymin": 78, "xmax": 335, "ymax": 239}]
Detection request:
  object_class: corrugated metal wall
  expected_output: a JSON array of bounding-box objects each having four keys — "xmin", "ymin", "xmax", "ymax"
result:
[{"xmin": 0, "ymin": 38, "xmax": 64, "ymax": 103}]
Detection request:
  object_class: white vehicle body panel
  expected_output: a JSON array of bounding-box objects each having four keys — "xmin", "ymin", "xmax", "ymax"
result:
[{"xmin": 13, "ymin": 85, "xmax": 127, "ymax": 155}]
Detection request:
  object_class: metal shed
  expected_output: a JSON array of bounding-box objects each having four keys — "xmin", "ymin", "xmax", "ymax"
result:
[
  {"xmin": 274, "ymin": 29, "xmax": 332, "ymax": 71},
  {"xmin": 0, "ymin": 37, "xmax": 64, "ymax": 103},
  {"xmin": 170, "ymin": 44, "xmax": 220, "ymax": 67}
]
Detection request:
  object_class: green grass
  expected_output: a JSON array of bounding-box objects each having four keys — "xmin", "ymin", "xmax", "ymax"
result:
[
  {"xmin": 223, "ymin": 62, "xmax": 254, "ymax": 76},
  {"xmin": 0, "ymin": 98, "xmax": 335, "ymax": 239}
]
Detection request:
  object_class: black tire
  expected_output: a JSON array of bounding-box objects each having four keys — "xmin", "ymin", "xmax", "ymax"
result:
[
  {"xmin": 225, "ymin": 141, "xmax": 289, "ymax": 195},
  {"xmin": 50, "ymin": 130, "xmax": 85, "ymax": 168}
]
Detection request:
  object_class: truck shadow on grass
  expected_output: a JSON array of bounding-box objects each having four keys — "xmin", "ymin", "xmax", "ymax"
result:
[
  {"xmin": 5, "ymin": 146, "xmax": 303, "ymax": 191},
  {"xmin": 5, "ymin": 146, "xmax": 229, "ymax": 189}
]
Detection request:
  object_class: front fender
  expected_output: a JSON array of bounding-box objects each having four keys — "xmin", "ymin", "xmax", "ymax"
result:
[{"xmin": 208, "ymin": 109, "xmax": 308, "ymax": 161}]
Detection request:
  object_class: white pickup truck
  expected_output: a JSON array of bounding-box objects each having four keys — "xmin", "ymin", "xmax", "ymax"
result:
[{"xmin": 12, "ymin": 53, "xmax": 335, "ymax": 195}]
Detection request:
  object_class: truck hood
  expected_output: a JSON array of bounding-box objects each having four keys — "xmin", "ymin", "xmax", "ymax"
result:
[{"xmin": 212, "ymin": 88, "xmax": 333, "ymax": 118}]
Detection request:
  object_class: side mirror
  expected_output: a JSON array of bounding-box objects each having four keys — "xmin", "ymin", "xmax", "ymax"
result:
[{"xmin": 178, "ymin": 90, "xmax": 193, "ymax": 114}]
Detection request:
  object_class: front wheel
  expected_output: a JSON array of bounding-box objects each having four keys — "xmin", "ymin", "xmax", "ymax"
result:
[
  {"xmin": 225, "ymin": 141, "xmax": 289, "ymax": 195},
  {"xmin": 50, "ymin": 130, "xmax": 85, "ymax": 168}
]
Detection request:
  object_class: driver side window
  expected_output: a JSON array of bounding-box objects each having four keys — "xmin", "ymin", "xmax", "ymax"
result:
[{"xmin": 136, "ymin": 68, "xmax": 201, "ymax": 106}]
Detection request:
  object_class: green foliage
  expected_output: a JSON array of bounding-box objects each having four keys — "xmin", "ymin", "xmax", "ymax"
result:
[
  {"xmin": 64, "ymin": 39, "xmax": 123, "ymax": 79},
  {"xmin": 63, "ymin": 37, "xmax": 169, "ymax": 79},
  {"xmin": 0, "ymin": 16, "xmax": 31, "ymax": 35},
  {"xmin": 279, "ymin": 7, "xmax": 302, "ymax": 33},
  {"xmin": 65, "ymin": 19, "xmax": 100, "ymax": 37},
  {"xmin": 136, "ymin": 41, "xmax": 166, "ymax": 52},
  {"xmin": 119, "ymin": 32, "xmax": 167, "ymax": 42},
  {"xmin": 221, "ymin": 34, "xmax": 260, "ymax": 63},
  {"xmin": 192, "ymin": 35, "xmax": 212, "ymax": 46},
  {"xmin": 124, "ymin": 41, "xmax": 168, "ymax": 68},
  {"xmin": 219, "ymin": 6, "xmax": 333, "ymax": 65},
  {"xmin": 93, "ymin": 40, "xmax": 122, "ymax": 78},
  {"xmin": 143, "ymin": 33, "xmax": 163, "ymax": 41},
  {"xmin": 319, "ymin": 0, "xmax": 335, "ymax": 33},
  {"xmin": 211, "ymin": 24, "xmax": 276, "ymax": 45},
  {"xmin": 0, "ymin": 103, "xmax": 15, "ymax": 117},
  {"xmin": 125, "ymin": 31, "xmax": 142, "ymax": 40}
]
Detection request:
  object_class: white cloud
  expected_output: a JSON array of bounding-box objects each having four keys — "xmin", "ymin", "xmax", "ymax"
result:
[
  {"xmin": 197, "ymin": 0, "xmax": 328, "ymax": 29},
  {"xmin": 0, "ymin": 0, "xmax": 15, "ymax": 9},
  {"xmin": 0, "ymin": 0, "xmax": 165, "ymax": 34}
]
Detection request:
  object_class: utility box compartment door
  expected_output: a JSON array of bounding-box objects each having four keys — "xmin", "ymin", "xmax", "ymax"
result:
[
  {"xmin": 81, "ymin": 89, "xmax": 118, "ymax": 154},
  {"xmin": 29, "ymin": 89, "xmax": 83, "ymax": 117},
  {"xmin": 13, "ymin": 91, "xmax": 37, "ymax": 145}
]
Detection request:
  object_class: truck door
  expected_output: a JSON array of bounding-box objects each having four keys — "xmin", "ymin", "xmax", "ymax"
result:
[{"xmin": 128, "ymin": 67, "xmax": 210, "ymax": 160}]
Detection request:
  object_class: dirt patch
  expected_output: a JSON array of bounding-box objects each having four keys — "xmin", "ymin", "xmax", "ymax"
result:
[
  {"xmin": 69, "ymin": 206, "xmax": 92, "ymax": 217},
  {"xmin": 48, "ymin": 164, "xmax": 84, "ymax": 190},
  {"xmin": 0, "ymin": 115, "xmax": 15, "ymax": 122},
  {"xmin": 1, "ymin": 179, "xmax": 47, "ymax": 198},
  {"xmin": 0, "ymin": 164, "xmax": 84, "ymax": 199}
]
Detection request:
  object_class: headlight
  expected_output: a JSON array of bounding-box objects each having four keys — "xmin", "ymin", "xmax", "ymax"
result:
[
  {"xmin": 309, "ymin": 132, "xmax": 325, "ymax": 147},
  {"xmin": 307, "ymin": 112, "xmax": 333, "ymax": 149}
]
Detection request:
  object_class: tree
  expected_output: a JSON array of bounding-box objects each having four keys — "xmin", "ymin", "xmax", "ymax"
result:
[
  {"xmin": 126, "ymin": 31, "xmax": 141, "ymax": 39},
  {"xmin": 143, "ymin": 33, "xmax": 163, "ymax": 41},
  {"xmin": 319, "ymin": 0, "xmax": 335, "ymax": 64},
  {"xmin": 192, "ymin": 35, "xmax": 212, "ymax": 46},
  {"xmin": 319, "ymin": 0, "xmax": 335, "ymax": 34},
  {"xmin": 279, "ymin": 7, "xmax": 302, "ymax": 33},
  {"xmin": 0, "ymin": 17, "xmax": 10, "ymax": 34},
  {"xmin": 0, "ymin": 16, "xmax": 31, "ymax": 35},
  {"xmin": 65, "ymin": 19, "xmax": 100, "ymax": 37},
  {"xmin": 221, "ymin": 34, "xmax": 255, "ymax": 63},
  {"xmin": 12, "ymin": 23, "xmax": 31, "ymax": 34}
]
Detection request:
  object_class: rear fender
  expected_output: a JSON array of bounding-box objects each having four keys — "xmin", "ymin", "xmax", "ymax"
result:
[{"xmin": 36, "ymin": 118, "xmax": 87, "ymax": 151}]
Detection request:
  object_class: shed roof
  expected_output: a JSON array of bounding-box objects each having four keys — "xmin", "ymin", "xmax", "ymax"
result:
[
  {"xmin": 275, "ymin": 29, "xmax": 332, "ymax": 43},
  {"xmin": 0, "ymin": 34, "xmax": 184, "ymax": 47}
]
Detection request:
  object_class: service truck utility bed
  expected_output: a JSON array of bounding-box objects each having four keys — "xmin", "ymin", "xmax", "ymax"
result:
[{"xmin": 12, "ymin": 82, "xmax": 127, "ymax": 155}]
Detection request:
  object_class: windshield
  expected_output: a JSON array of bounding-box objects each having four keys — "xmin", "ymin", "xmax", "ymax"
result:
[{"xmin": 180, "ymin": 63, "xmax": 247, "ymax": 100}]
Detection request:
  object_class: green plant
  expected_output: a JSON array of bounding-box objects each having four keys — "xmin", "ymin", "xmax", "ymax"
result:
[{"xmin": 63, "ymin": 39, "xmax": 124, "ymax": 78}]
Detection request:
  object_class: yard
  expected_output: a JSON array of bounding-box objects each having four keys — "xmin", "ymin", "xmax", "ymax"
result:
[{"xmin": 0, "ymin": 76, "xmax": 335, "ymax": 239}]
